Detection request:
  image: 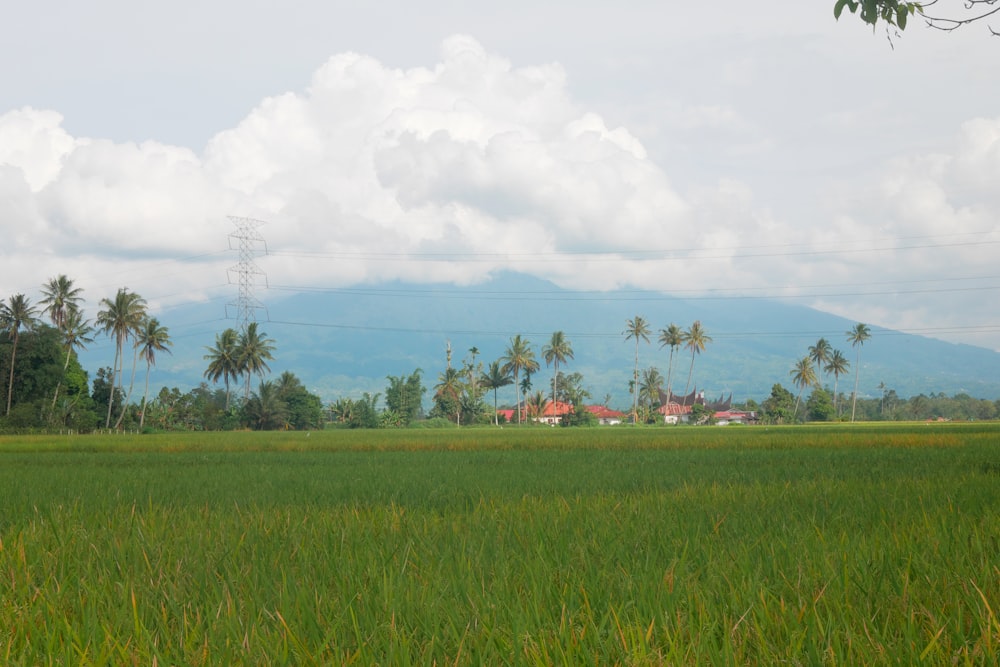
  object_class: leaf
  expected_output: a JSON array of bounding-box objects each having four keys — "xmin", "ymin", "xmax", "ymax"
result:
[
  {"xmin": 897, "ymin": 5, "xmax": 908, "ymax": 29},
  {"xmin": 861, "ymin": 0, "xmax": 877, "ymax": 23},
  {"xmin": 834, "ymin": 0, "xmax": 860, "ymax": 19}
]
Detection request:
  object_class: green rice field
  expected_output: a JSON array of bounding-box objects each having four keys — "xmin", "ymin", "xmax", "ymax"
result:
[{"xmin": 1, "ymin": 424, "xmax": 998, "ymax": 664}]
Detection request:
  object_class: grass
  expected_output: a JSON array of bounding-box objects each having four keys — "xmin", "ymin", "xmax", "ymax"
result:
[{"xmin": 1, "ymin": 423, "xmax": 998, "ymax": 664}]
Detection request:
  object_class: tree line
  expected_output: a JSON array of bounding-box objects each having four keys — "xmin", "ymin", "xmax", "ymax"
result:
[
  {"xmin": 324, "ymin": 316, "xmax": 717, "ymax": 428},
  {"xmin": 0, "ymin": 276, "xmax": 322, "ymax": 432},
  {"xmin": 4, "ymin": 280, "xmax": 999, "ymax": 431}
]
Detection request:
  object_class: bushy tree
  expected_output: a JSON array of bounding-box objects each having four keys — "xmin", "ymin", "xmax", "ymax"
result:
[
  {"xmin": 685, "ymin": 403, "xmax": 714, "ymax": 426},
  {"xmin": 761, "ymin": 383, "xmax": 795, "ymax": 424},
  {"xmin": 560, "ymin": 403, "xmax": 598, "ymax": 427},
  {"xmin": 348, "ymin": 393, "xmax": 380, "ymax": 429},
  {"xmin": 276, "ymin": 372, "xmax": 324, "ymax": 430},
  {"xmin": 806, "ymin": 388, "xmax": 836, "ymax": 422},
  {"xmin": 385, "ymin": 370, "xmax": 426, "ymax": 425}
]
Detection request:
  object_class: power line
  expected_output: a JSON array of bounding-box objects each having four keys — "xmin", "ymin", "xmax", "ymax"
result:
[
  {"xmin": 265, "ymin": 282, "xmax": 1000, "ymax": 302},
  {"xmin": 265, "ymin": 229, "xmax": 999, "ymax": 263},
  {"xmin": 264, "ymin": 318, "xmax": 1000, "ymax": 341}
]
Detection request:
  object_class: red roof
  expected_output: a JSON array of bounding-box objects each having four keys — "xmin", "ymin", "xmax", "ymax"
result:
[
  {"xmin": 658, "ymin": 403, "xmax": 692, "ymax": 416},
  {"xmin": 542, "ymin": 401, "xmax": 574, "ymax": 417},
  {"xmin": 586, "ymin": 405, "xmax": 625, "ymax": 418}
]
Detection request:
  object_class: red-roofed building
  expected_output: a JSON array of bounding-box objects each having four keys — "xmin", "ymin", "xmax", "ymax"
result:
[
  {"xmin": 586, "ymin": 405, "xmax": 626, "ymax": 425},
  {"xmin": 713, "ymin": 410, "xmax": 758, "ymax": 425},
  {"xmin": 658, "ymin": 402, "xmax": 692, "ymax": 424},
  {"xmin": 538, "ymin": 401, "xmax": 574, "ymax": 425}
]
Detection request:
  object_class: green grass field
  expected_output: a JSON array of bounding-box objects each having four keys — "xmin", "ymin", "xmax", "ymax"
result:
[{"xmin": 1, "ymin": 424, "xmax": 998, "ymax": 664}]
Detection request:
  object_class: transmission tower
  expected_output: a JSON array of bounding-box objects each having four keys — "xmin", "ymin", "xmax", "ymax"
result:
[{"xmin": 226, "ymin": 216, "xmax": 268, "ymax": 333}]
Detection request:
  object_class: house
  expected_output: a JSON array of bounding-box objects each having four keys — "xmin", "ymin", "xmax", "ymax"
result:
[
  {"xmin": 585, "ymin": 405, "xmax": 626, "ymax": 425},
  {"xmin": 538, "ymin": 401, "xmax": 574, "ymax": 425},
  {"xmin": 657, "ymin": 389, "xmax": 737, "ymax": 424},
  {"xmin": 713, "ymin": 410, "xmax": 758, "ymax": 426},
  {"xmin": 658, "ymin": 402, "xmax": 691, "ymax": 424}
]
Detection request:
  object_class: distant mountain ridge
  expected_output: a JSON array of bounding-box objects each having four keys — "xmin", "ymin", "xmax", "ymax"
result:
[{"xmin": 79, "ymin": 272, "xmax": 1000, "ymax": 406}]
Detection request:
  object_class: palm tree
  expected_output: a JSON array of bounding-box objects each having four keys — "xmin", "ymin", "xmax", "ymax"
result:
[
  {"xmin": 639, "ymin": 366, "xmax": 664, "ymax": 418},
  {"xmin": 467, "ymin": 346, "xmax": 480, "ymax": 401},
  {"xmin": 623, "ymin": 316, "xmax": 651, "ymax": 423},
  {"xmin": 657, "ymin": 323, "xmax": 683, "ymax": 403},
  {"xmin": 204, "ymin": 328, "xmax": 241, "ymax": 410},
  {"xmin": 846, "ymin": 323, "xmax": 872, "ymax": 422},
  {"xmin": 244, "ymin": 380, "xmax": 288, "ymax": 430},
  {"xmin": 329, "ymin": 397, "xmax": 354, "ymax": 425},
  {"xmin": 434, "ymin": 366, "xmax": 464, "ymax": 425},
  {"xmin": 790, "ymin": 356, "xmax": 819, "ymax": 420},
  {"xmin": 276, "ymin": 370, "xmax": 302, "ymax": 397},
  {"xmin": 136, "ymin": 317, "xmax": 172, "ymax": 429},
  {"xmin": 237, "ymin": 322, "xmax": 276, "ymax": 400},
  {"xmin": 520, "ymin": 371, "xmax": 533, "ymax": 398},
  {"xmin": 681, "ymin": 321, "xmax": 712, "ymax": 407},
  {"xmin": 51, "ymin": 308, "xmax": 94, "ymax": 412},
  {"xmin": 95, "ymin": 288, "xmax": 147, "ymax": 428},
  {"xmin": 40, "ymin": 276, "xmax": 88, "ymax": 416},
  {"xmin": 481, "ymin": 361, "xmax": 513, "ymax": 425},
  {"xmin": 542, "ymin": 331, "xmax": 574, "ymax": 412},
  {"xmin": 808, "ymin": 338, "xmax": 832, "ymax": 384},
  {"xmin": 500, "ymin": 335, "xmax": 539, "ymax": 424},
  {"xmin": 39, "ymin": 275, "xmax": 83, "ymax": 331},
  {"xmin": 525, "ymin": 390, "xmax": 549, "ymax": 421},
  {"xmin": 823, "ymin": 349, "xmax": 850, "ymax": 418},
  {"xmin": 1, "ymin": 294, "xmax": 39, "ymax": 415}
]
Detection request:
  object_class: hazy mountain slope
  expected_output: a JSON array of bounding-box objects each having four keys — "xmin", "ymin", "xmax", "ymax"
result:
[{"xmin": 79, "ymin": 273, "xmax": 1000, "ymax": 406}]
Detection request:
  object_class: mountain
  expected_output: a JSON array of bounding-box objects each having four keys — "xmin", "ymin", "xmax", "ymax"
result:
[{"xmin": 79, "ymin": 272, "xmax": 1000, "ymax": 407}]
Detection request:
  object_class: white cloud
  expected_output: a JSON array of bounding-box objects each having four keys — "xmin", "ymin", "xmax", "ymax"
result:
[
  {"xmin": 2, "ymin": 35, "xmax": 1000, "ymax": 352},
  {"xmin": 0, "ymin": 107, "xmax": 76, "ymax": 191},
  {"xmin": 805, "ymin": 116, "xmax": 1000, "ymax": 349}
]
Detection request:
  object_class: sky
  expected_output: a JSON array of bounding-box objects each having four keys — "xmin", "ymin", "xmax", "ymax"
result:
[{"xmin": 2, "ymin": 1, "xmax": 999, "ymax": 353}]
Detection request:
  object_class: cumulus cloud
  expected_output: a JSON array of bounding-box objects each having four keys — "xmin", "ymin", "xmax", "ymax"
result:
[{"xmin": 1, "ymin": 36, "xmax": 998, "ymax": 351}]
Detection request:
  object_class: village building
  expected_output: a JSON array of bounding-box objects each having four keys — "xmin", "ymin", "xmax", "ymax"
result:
[{"xmin": 585, "ymin": 405, "xmax": 626, "ymax": 425}]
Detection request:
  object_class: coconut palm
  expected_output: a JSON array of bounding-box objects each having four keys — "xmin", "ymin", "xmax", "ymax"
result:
[
  {"xmin": 808, "ymin": 337, "xmax": 832, "ymax": 383},
  {"xmin": 1, "ymin": 294, "xmax": 39, "ymax": 415},
  {"xmin": 823, "ymin": 349, "xmax": 850, "ymax": 418},
  {"xmin": 244, "ymin": 380, "xmax": 288, "ymax": 430},
  {"xmin": 481, "ymin": 361, "xmax": 513, "ymax": 425},
  {"xmin": 204, "ymin": 328, "xmax": 241, "ymax": 410},
  {"xmin": 467, "ymin": 346, "xmax": 480, "ymax": 401},
  {"xmin": 847, "ymin": 323, "xmax": 872, "ymax": 422},
  {"xmin": 96, "ymin": 288, "xmax": 147, "ymax": 428},
  {"xmin": 434, "ymin": 366, "xmax": 465, "ymax": 425},
  {"xmin": 639, "ymin": 366, "xmax": 664, "ymax": 416},
  {"xmin": 542, "ymin": 331, "xmax": 574, "ymax": 413},
  {"xmin": 681, "ymin": 321, "xmax": 712, "ymax": 407},
  {"xmin": 525, "ymin": 390, "xmax": 549, "ymax": 421},
  {"xmin": 790, "ymin": 356, "xmax": 819, "ymax": 420},
  {"xmin": 500, "ymin": 335, "xmax": 539, "ymax": 424},
  {"xmin": 51, "ymin": 308, "xmax": 94, "ymax": 411},
  {"xmin": 136, "ymin": 317, "xmax": 172, "ymax": 429},
  {"xmin": 657, "ymin": 323, "xmax": 683, "ymax": 403},
  {"xmin": 623, "ymin": 316, "xmax": 651, "ymax": 423},
  {"xmin": 237, "ymin": 322, "xmax": 276, "ymax": 400},
  {"xmin": 39, "ymin": 275, "xmax": 83, "ymax": 331}
]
